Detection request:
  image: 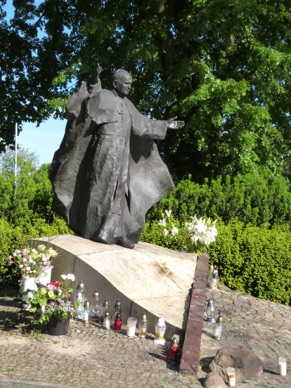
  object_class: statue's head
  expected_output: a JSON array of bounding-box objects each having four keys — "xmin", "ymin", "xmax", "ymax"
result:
[{"xmin": 112, "ymin": 69, "xmax": 132, "ymax": 97}]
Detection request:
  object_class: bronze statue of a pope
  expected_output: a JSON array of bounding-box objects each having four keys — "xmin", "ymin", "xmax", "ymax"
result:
[{"xmin": 49, "ymin": 65, "xmax": 184, "ymax": 249}]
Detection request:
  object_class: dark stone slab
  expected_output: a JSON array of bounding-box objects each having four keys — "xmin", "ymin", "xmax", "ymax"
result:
[{"xmin": 180, "ymin": 253, "xmax": 209, "ymax": 374}]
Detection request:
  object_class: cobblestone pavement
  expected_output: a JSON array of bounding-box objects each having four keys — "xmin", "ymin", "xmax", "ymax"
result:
[
  {"xmin": 198, "ymin": 285, "xmax": 291, "ymax": 387},
  {"xmin": 0, "ymin": 294, "xmax": 198, "ymax": 388},
  {"xmin": 0, "ymin": 286, "xmax": 291, "ymax": 388}
]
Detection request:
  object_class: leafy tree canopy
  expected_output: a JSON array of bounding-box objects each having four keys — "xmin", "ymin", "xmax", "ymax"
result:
[{"xmin": 0, "ymin": 0, "xmax": 290, "ymax": 182}]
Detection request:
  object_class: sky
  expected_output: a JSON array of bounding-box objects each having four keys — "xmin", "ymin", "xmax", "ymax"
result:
[{"xmin": 18, "ymin": 119, "xmax": 65, "ymax": 165}]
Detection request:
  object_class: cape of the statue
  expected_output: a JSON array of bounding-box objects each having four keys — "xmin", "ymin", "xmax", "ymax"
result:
[{"xmin": 49, "ymin": 81, "xmax": 174, "ymax": 245}]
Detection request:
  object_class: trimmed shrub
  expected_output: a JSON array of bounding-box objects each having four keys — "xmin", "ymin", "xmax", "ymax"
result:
[
  {"xmin": 206, "ymin": 220, "xmax": 291, "ymax": 305},
  {"xmin": 147, "ymin": 173, "xmax": 291, "ymax": 226}
]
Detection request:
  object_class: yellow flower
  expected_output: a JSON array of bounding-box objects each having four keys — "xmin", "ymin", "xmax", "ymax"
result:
[
  {"xmin": 48, "ymin": 291, "xmax": 55, "ymax": 298},
  {"xmin": 40, "ymin": 288, "xmax": 47, "ymax": 295}
]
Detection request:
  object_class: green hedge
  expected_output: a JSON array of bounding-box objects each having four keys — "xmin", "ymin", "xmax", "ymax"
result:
[
  {"xmin": 207, "ymin": 220, "xmax": 291, "ymax": 305},
  {"xmin": 142, "ymin": 172, "xmax": 291, "ymax": 305},
  {"xmin": 147, "ymin": 173, "xmax": 291, "ymax": 226}
]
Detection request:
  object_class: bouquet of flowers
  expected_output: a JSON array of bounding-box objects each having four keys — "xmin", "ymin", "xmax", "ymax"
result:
[
  {"xmin": 8, "ymin": 244, "xmax": 58, "ymax": 279},
  {"xmin": 159, "ymin": 210, "xmax": 218, "ymax": 255},
  {"xmin": 28, "ymin": 274, "xmax": 79, "ymax": 323}
]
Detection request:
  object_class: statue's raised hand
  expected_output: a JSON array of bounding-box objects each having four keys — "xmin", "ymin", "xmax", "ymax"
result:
[
  {"xmin": 91, "ymin": 63, "xmax": 103, "ymax": 84},
  {"xmin": 95, "ymin": 63, "xmax": 103, "ymax": 76}
]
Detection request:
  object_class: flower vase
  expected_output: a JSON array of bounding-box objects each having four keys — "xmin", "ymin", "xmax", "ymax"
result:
[
  {"xmin": 22, "ymin": 277, "xmax": 37, "ymax": 310},
  {"xmin": 38, "ymin": 266, "xmax": 53, "ymax": 286},
  {"xmin": 47, "ymin": 317, "xmax": 70, "ymax": 336}
]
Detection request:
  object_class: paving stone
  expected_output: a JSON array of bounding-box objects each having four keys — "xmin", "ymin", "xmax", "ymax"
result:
[{"xmin": 1, "ymin": 279, "xmax": 291, "ymax": 387}]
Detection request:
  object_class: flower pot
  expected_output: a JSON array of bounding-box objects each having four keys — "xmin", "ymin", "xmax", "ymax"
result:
[
  {"xmin": 38, "ymin": 266, "xmax": 53, "ymax": 286},
  {"xmin": 21, "ymin": 277, "xmax": 37, "ymax": 309},
  {"xmin": 47, "ymin": 317, "xmax": 70, "ymax": 336}
]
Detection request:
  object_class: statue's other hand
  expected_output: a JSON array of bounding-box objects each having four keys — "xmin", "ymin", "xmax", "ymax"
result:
[{"xmin": 167, "ymin": 117, "xmax": 185, "ymax": 130}]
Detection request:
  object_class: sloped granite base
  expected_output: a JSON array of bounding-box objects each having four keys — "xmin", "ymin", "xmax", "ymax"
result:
[{"xmin": 28, "ymin": 234, "xmax": 197, "ymax": 339}]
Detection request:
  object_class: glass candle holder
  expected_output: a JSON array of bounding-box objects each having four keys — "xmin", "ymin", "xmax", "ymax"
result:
[
  {"xmin": 227, "ymin": 367, "xmax": 236, "ymax": 387},
  {"xmin": 103, "ymin": 312, "xmax": 110, "ymax": 330},
  {"xmin": 138, "ymin": 314, "xmax": 148, "ymax": 338},
  {"xmin": 279, "ymin": 357, "xmax": 287, "ymax": 376},
  {"xmin": 207, "ymin": 264, "xmax": 214, "ymax": 287},
  {"xmin": 154, "ymin": 316, "xmax": 167, "ymax": 344},
  {"xmin": 114, "ymin": 312, "xmax": 122, "ymax": 331},
  {"xmin": 90, "ymin": 291, "xmax": 101, "ymax": 322},
  {"xmin": 83, "ymin": 300, "xmax": 90, "ymax": 323},
  {"xmin": 168, "ymin": 338, "xmax": 179, "ymax": 362},
  {"xmin": 76, "ymin": 281, "xmax": 86, "ymax": 301},
  {"xmin": 210, "ymin": 269, "xmax": 219, "ymax": 290},
  {"xmin": 213, "ymin": 313, "xmax": 223, "ymax": 340},
  {"xmin": 111, "ymin": 300, "xmax": 121, "ymax": 326},
  {"xmin": 206, "ymin": 299, "xmax": 216, "ymax": 323},
  {"xmin": 126, "ymin": 317, "xmax": 137, "ymax": 337}
]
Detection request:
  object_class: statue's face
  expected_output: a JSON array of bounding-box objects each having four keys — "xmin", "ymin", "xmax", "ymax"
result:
[{"xmin": 113, "ymin": 73, "xmax": 132, "ymax": 97}]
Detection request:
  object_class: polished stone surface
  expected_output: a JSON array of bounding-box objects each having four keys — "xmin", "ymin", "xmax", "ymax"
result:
[{"xmin": 30, "ymin": 234, "xmax": 197, "ymax": 338}]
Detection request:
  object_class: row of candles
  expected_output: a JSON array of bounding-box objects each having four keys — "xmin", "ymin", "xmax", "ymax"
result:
[
  {"xmin": 207, "ymin": 265, "xmax": 288, "ymax": 385},
  {"xmin": 75, "ymin": 281, "xmax": 180, "ymax": 362}
]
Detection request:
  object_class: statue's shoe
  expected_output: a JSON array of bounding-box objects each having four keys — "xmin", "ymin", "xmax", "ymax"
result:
[{"xmin": 117, "ymin": 236, "xmax": 135, "ymax": 249}]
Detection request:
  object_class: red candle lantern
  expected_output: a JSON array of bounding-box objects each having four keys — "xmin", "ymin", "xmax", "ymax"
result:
[
  {"xmin": 114, "ymin": 312, "xmax": 122, "ymax": 331},
  {"xmin": 168, "ymin": 338, "xmax": 179, "ymax": 362}
]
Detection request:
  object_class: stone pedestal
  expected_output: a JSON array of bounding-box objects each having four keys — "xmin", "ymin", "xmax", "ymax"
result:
[{"xmin": 28, "ymin": 234, "xmax": 197, "ymax": 338}]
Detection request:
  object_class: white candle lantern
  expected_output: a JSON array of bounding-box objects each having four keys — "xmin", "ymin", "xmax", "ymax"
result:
[
  {"xmin": 154, "ymin": 316, "xmax": 167, "ymax": 344},
  {"xmin": 227, "ymin": 367, "xmax": 236, "ymax": 387},
  {"xmin": 126, "ymin": 317, "xmax": 137, "ymax": 337},
  {"xmin": 279, "ymin": 357, "xmax": 287, "ymax": 376}
]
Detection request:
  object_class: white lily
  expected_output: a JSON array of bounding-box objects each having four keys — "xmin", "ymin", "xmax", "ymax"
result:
[{"xmin": 165, "ymin": 209, "xmax": 172, "ymax": 217}]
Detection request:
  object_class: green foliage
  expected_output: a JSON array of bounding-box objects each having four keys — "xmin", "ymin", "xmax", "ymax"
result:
[
  {"xmin": 143, "ymin": 211, "xmax": 218, "ymax": 255},
  {"xmin": 147, "ymin": 173, "xmax": 291, "ymax": 226},
  {"xmin": 1, "ymin": 0, "xmax": 290, "ymax": 183},
  {"xmin": 0, "ymin": 148, "xmax": 72, "ymax": 289},
  {"xmin": 141, "ymin": 220, "xmax": 188, "ymax": 251},
  {"xmin": 207, "ymin": 220, "xmax": 291, "ymax": 305},
  {"xmin": 142, "ymin": 173, "xmax": 291, "ymax": 305}
]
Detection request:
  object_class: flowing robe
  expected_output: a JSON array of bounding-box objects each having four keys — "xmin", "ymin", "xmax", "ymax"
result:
[{"xmin": 49, "ymin": 80, "xmax": 174, "ymax": 245}]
